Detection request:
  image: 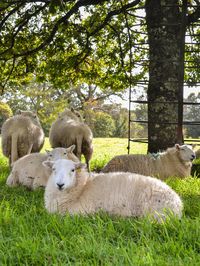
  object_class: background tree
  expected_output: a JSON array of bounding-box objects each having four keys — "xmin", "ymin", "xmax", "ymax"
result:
[
  {"xmin": 84, "ymin": 109, "xmax": 115, "ymax": 137},
  {"xmin": 100, "ymin": 103, "xmax": 128, "ymax": 138},
  {"xmin": 83, "ymin": 102, "xmax": 146, "ymax": 138},
  {"xmin": 184, "ymin": 92, "xmax": 200, "ymax": 138},
  {"xmin": 62, "ymin": 84, "xmax": 124, "ymax": 110},
  {"xmin": 4, "ymin": 77, "xmax": 68, "ymax": 134},
  {"xmin": 0, "ymin": 101, "xmax": 12, "ymax": 130},
  {"xmin": 134, "ymin": 103, "xmax": 148, "ymax": 138}
]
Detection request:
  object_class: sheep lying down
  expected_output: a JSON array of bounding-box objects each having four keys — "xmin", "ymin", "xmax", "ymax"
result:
[
  {"xmin": 102, "ymin": 144, "xmax": 196, "ymax": 180},
  {"xmin": 6, "ymin": 145, "xmax": 79, "ymax": 190},
  {"xmin": 44, "ymin": 159, "xmax": 183, "ymax": 221}
]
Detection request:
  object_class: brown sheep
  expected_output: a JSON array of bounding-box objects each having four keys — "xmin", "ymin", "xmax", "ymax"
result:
[
  {"xmin": 49, "ymin": 108, "xmax": 93, "ymax": 170},
  {"xmin": 1, "ymin": 110, "xmax": 45, "ymax": 166}
]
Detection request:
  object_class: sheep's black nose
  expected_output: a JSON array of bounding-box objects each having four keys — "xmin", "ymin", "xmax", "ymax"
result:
[
  {"xmin": 191, "ymin": 154, "xmax": 196, "ymax": 160},
  {"xmin": 57, "ymin": 183, "xmax": 64, "ymax": 190}
]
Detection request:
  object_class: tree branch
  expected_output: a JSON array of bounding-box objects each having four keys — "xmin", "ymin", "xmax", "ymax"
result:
[
  {"xmin": 108, "ymin": 23, "xmax": 125, "ymax": 68},
  {"xmin": 0, "ymin": 4, "xmax": 25, "ymax": 30},
  {"xmin": 2, "ymin": 0, "xmax": 141, "ymax": 59},
  {"xmin": 187, "ymin": 5, "xmax": 200, "ymax": 25},
  {"xmin": 0, "ymin": 3, "xmax": 49, "ymax": 58},
  {"xmin": 0, "ymin": 57, "xmax": 16, "ymax": 96},
  {"xmin": 89, "ymin": 0, "xmax": 141, "ymax": 37},
  {"xmin": 13, "ymin": 0, "xmax": 107, "ymax": 57},
  {"xmin": 67, "ymin": 0, "xmax": 141, "ymax": 69}
]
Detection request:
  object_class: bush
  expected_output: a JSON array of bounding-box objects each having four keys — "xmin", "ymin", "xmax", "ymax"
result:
[
  {"xmin": 0, "ymin": 102, "xmax": 13, "ymax": 130},
  {"xmin": 85, "ymin": 110, "xmax": 115, "ymax": 137}
]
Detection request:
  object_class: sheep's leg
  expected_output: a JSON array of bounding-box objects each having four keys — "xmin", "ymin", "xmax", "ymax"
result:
[
  {"xmin": 86, "ymin": 159, "xmax": 90, "ymax": 172},
  {"xmin": 9, "ymin": 155, "xmax": 12, "ymax": 169},
  {"xmin": 76, "ymin": 136, "xmax": 83, "ymax": 161},
  {"xmin": 6, "ymin": 170, "xmax": 19, "ymax": 187},
  {"xmin": 27, "ymin": 143, "xmax": 33, "ymax": 154},
  {"xmin": 86, "ymin": 158, "xmax": 90, "ymax": 172},
  {"xmin": 11, "ymin": 134, "xmax": 18, "ymax": 165}
]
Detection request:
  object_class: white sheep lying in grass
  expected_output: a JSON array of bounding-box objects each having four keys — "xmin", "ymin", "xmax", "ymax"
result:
[
  {"xmin": 101, "ymin": 144, "xmax": 196, "ymax": 180},
  {"xmin": 6, "ymin": 145, "xmax": 79, "ymax": 190},
  {"xmin": 44, "ymin": 159, "xmax": 183, "ymax": 221}
]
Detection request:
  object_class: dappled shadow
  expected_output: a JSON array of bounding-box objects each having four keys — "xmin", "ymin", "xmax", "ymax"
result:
[
  {"xmin": 191, "ymin": 164, "xmax": 200, "ymax": 178},
  {"xmin": 183, "ymin": 194, "xmax": 200, "ymax": 218}
]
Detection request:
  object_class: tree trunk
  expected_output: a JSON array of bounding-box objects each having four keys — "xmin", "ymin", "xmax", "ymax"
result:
[{"xmin": 145, "ymin": 0, "xmax": 187, "ymax": 153}]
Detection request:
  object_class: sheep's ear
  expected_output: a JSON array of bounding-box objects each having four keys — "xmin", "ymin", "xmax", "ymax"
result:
[
  {"xmin": 75, "ymin": 162, "xmax": 86, "ymax": 170},
  {"xmin": 175, "ymin": 144, "xmax": 180, "ymax": 150},
  {"xmin": 66, "ymin": 145, "xmax": 76, "ymax": 153},
  {"xmin": 19, "ymin": 110, "xmax": 26, "ymax": 116},
  {"xmin": 16, "ymin": 110, "xmax": 22, "ymax": 115},
  {"xmin": 42, "ymin": 161, "xmax": 54, "ymax": 169},
  {"xmin": 192, "ymin": 144, "xmax": 197, "ymax": 150}
]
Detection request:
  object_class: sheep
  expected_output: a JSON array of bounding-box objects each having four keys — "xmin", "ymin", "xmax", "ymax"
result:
[
  {"xmin": 101, "ymin": 144, "xmax": 196, "ymax": 180},
  {"xmin": 6, "ymin": 145, "xmax": 79, "ymax": 190},
  {"xmin": 1, "ymin": 110, "xmax": 45, "ymax": 166},
  {"xmin": 49, "ymin": 108, "xmax": 93, "ymax": 170},
  {"xmin": 43, "ymin": 159, "xmax": 183, "ymax": 221}
]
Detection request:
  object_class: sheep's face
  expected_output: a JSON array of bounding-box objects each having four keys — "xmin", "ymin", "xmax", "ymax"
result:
[
  {"xmin": 46, "ymin": 145, "xmax": 79, "ymax": 162},
  {"xmin": 43, "ymin": 159, "xmax": 84, "ymax": 191},
  {"xmin": 175, "ymin": 144, "xmax": 196, "ymax": 162}
]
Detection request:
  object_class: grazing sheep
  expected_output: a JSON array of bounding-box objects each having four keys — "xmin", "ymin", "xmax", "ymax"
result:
[
  {"xmin": 101, "ymin": 144, "xmax": 196, "ymax": 180},
  {"xmin": 6, "ymin": 145, "xmax": 79, "ymax": 190},
  {"xmin": 44, "ymin": 159, "xmax": 183, "ymax": 221},
  {"xmin": 49, "ymin": 108, "xmax": 93, "ymax": 169},
  {"xmin": 1, "ymin": 110, "xmax": 45, "ymax": 166}
]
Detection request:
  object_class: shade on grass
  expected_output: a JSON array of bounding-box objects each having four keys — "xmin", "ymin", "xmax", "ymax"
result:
[{"xmin": 0, "ymin": 138, "xmax": 200, "ymax": 265}]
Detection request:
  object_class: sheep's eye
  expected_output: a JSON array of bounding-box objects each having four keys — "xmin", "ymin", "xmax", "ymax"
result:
[
  {"xmin": 49, "ymin": 154, "xmax": 52, "ymax": 157},
  {"xmin": 71, "ymin": 169, "xmax": 75, "ymax": 172},
  {"xmin": 52, "ymin": 168, "xmax": 55, "ymax": 171},
  {"xmin": 64, "ymin": 152, "xmax": 67, "ymax": 155}
]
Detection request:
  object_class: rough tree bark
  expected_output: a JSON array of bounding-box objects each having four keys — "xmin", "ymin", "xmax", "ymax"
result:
[{"xmin": 145, "ymin": 0, "xmax": 187, "ymax": 153}]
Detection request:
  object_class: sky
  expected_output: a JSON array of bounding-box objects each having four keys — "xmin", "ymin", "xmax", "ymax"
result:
[{"xmin": 107, "ymin": 86, "xmax": 199, "ymax": 109}]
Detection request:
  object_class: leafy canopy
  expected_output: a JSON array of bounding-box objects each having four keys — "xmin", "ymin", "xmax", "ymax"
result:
[{"xmin": 0, "ymin": 0, "xmax": 147, "ymax": 94}]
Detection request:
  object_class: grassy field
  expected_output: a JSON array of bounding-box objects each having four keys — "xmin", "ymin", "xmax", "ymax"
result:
[{"xmin": 0, "ymin": 138, "xmax": 200, "ymax": 265}]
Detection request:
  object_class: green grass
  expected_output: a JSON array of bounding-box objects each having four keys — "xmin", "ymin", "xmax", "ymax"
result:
[{"xmin": 0, "ymin": 138, "xmax": 200, "ymax": 265}]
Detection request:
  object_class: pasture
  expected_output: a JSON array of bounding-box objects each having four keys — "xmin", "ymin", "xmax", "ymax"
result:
[{"xmin": 0, "ymin": 138, "xmax": 200, "ymax": 265}]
